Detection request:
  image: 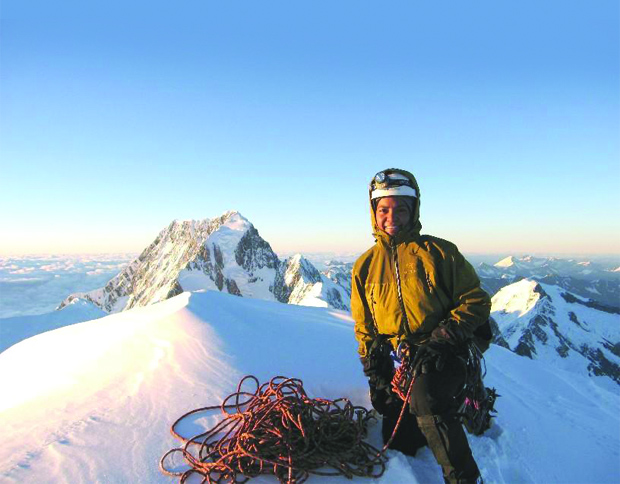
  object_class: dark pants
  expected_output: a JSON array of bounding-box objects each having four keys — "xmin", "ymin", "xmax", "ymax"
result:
[{"xmin": 382, "ymin": 354, "xmax": 480, "ymax": 483}]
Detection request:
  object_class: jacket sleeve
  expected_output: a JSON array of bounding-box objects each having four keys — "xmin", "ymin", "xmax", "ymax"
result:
[
  {"xmin": 447, "ymin": 248, "xmax": 491, "ymax": 338},
  {"xmin": 351, "ymin": 266, "xmax": 376, "ymax": 359}
]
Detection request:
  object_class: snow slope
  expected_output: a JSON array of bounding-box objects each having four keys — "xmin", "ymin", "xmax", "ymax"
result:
[
  {"xmin": 0, "ymin": 300, "xmax": 106, "ymax": 353},
  {"xmin": 1, "ymin": 291, "xmax": 618, "ymax": 483},
  {"xmin": 492, "ymin": 279, "xmax": 620, "ymax": 387}
]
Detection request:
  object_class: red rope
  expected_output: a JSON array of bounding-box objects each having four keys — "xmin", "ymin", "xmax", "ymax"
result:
[{"xmin": 160, "ymin": 375, "xmax": 387, "ymax": 484}]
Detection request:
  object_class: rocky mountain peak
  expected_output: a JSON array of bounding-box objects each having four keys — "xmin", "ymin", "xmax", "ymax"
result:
[
  {"xmin": 271, "ymin": 254, "xmax": 349, "ymax": 311},
  {"xmin": 58, "ymin": 211, "xmax": 350, "ymax": 314},
  {"xmin": 492, "ymin": 278, "xmax": 620, "ymax": 385},
  {"xmin": 491, "ymin": 279, "xmax": 546, "ymax": 320},
  {"xmin": 284, "ymin": 254, "xmax": 322, "ymax": 286}
]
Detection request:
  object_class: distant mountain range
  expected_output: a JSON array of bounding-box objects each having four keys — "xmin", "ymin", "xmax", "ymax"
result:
[
  {"xmin": 477, "ymin": 255, "xmax": 620, "ymax": 308},
  {"xmin": 59, "ymin": 211, "xmax": 351, "ymax": 314}
]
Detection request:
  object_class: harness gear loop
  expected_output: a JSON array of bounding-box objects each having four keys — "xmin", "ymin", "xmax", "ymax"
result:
[
  {"xmin": 391, "ymin": 340, "xmax": 416, "ymax": 402},
  {"xmin": 389, "ymin": 340, "xmax": 499, "ymax": 438}
]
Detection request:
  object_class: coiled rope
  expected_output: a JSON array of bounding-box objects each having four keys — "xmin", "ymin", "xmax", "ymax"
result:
[{"xmin": 160, "ymin": 375, "xmax": 390, "ymax": 484}]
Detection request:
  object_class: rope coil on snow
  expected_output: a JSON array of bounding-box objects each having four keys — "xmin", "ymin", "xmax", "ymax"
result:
[{"xmin": 160, "ymin": 375, "xmax": 387, "ymax": 483}]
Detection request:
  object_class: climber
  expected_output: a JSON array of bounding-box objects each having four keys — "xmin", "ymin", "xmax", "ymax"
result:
[{"xmin": 351, "ymin": 168, "xmax": 492, "ymax": 484}]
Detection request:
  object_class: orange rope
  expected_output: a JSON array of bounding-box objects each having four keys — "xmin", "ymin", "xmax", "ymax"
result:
[{"xmin": 160, "ymin": 375, "xmax": 387, "ymax": 484}]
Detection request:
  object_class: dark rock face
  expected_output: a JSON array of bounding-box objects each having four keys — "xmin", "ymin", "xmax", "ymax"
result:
[
  {"xmin": 514, "ymin": 338, "xmax": 535, "ymax": 358},
  {"xmin": 235, "ymin": 227, "xmax": 279, "ymax": 272},
  {"xmin": 511, "ymin": 314, "xmax": 550, "ymax": 357},
  {"xmin": 271, "ymin": 263, "xmax": 289, "ymax": 304},
  {"xmin": 560, "ymin": 292, "xmax": 620, "ymax": 315},
  {"xmin": 226, "ymin": 278, "xmax": 242, "ymax": 296},
  {"xmin": 533, "ymin": 284, "xmax": 550, "ymax": 300},
  {"xmin": 602, "ymin": 339, "xmax": 620, "ymax": 358},
  {"xmin": 326, "ymin": 288, "xmax": 348, "ymax": 311},
  {"xmin": 167, "ymin": 281, "xmax": 184, "ymax": 299},
  {"xmin": 489, "ymin": 317, "xmax": 510, "ymax": 349},
  {"xmin": 584, "ymin": 348, "xmax": 620, "ymax": 384}
]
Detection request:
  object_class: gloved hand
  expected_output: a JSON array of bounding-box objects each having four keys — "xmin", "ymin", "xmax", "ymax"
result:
[
  {"xmin": 369, "ymin": 383, "xmax": 402, "ymax": 416},
  {"xmin": 360, "ymin": 338, "xmax": 400, "ymax": 415},
  {"xmin": 412, "ymin": 320, "xmax": 470, "ymax": 376},
  {"xmin": 428, "ymin": 319, "xmax": 470, "ymax": 347},
  {"xmin": 411, "ymin": 341, "xmax": 451, "ymax": 375}
]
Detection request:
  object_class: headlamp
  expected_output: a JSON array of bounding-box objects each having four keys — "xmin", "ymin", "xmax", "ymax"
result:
[{"xmin": 370, "ymin": 170, "xmax": 417, "ymax": 199}]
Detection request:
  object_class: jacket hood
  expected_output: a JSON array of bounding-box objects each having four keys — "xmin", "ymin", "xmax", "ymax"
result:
[{"xmin": 369, "ymin": 168, "xmax": 422, "ymax": 244}]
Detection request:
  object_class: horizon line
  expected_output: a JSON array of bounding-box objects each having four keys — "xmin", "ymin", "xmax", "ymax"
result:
[{"xmin": 1, "ymin": 250, "xmax": 619, "ymax": 259}]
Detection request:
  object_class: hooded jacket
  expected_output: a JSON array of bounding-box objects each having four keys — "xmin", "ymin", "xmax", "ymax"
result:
[{"xmin": 351, "ymin": 169, "xmax": 491, "ymax": 358}]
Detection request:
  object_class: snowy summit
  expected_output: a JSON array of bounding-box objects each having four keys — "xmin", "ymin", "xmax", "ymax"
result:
[{"xmin": 58, "ymin": 211, "xmax": 350, "ymax": 314}]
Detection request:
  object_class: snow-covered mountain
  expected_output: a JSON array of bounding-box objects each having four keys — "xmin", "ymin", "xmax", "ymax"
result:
[
  {"xmin": 1, "ymin": 290, "xmax": 618, "ymax": 483},
  {"xmin": 491, "ymin": 278, "xmax": 620, "ymax": 386},
  {"xmin": 478, "ymin": 255, "xmax": 620, "ymax": 308},
  {"xmin": 58, "ymin": 211, "xmax": 350, "ymax": 314},
  {"xmin": 277, "ymin": 254, "xmax": 349, "ymax": 310},
  {"xmin": 322, "ymin": 260, "xmax": 354, "ymax": 297}
]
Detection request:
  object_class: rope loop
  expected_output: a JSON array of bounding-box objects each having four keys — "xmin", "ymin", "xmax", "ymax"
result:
[{"xmin": 160, "ymin": 375, "xmax": 387, "ymax": 483}]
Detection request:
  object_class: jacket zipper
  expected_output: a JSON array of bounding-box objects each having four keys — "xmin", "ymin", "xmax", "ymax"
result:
[{"xmin": 390, "ymin": 238, "xmax": 412, "ymax": 337}]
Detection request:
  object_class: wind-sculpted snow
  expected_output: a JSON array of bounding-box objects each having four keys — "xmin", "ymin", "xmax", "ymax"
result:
[
  {"xmin": 58, "ymin": 211, "xmax": 351, "ymax": 315},
  {"xmin": 491, "ymin": 278, "xmax": 620, "ymax": 386},
  {"xmin": 1, "ymin": 291, "xmax": 618, "ymax": 483},
  {"xmin": 0, "ymin": 300, "xmax": 106, "ymax": 353}
]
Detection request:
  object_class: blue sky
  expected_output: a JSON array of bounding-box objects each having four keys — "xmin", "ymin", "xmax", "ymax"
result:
[{"xmin": 1, "ymin": 0, "xmax": 618, "ymax": 256}]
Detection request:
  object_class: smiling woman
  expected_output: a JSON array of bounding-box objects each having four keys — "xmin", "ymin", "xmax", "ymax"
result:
[
  {"xmin": 374, "ymin": 197, "xmax": 412, "ymax": 237},
  {"xmin": 352, "ymin": 168, "xmax": 492, "ymax": 483}
]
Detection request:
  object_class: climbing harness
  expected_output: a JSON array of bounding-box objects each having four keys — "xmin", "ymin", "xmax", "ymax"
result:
[
  {"xmin": 390, "ymin": 340, "xmax": 415, "ymax": 402},
  {"xmin": 389, "ymin": 340, "xmax": 498, "ymax": 437}
]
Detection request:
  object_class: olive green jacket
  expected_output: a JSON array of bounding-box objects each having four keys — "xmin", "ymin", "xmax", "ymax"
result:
[{"xmin": 352, "ymin": 169, "xmax": 491, "ymax": 358}]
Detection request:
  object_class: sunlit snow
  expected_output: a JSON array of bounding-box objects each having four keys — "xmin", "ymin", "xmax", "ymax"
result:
[{"xmin": 1, "ymin": 290, "xmax": 618, "ymax": 483}]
